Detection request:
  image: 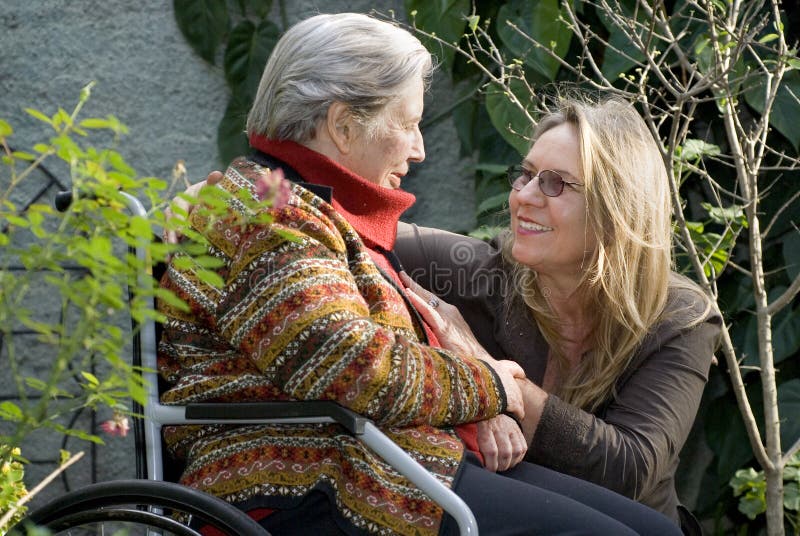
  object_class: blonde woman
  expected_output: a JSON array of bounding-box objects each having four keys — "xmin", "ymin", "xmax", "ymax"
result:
[
  {"xmin": 161, "ymin": 17, "xmax": 689, "ymax": 534},
  {"xmin": 398, "ymin": 96, "xmax": 722, "ymax": 535}
]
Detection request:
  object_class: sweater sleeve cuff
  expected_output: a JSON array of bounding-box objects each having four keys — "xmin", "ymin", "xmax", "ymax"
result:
[
  {"xmin": 479, "ymin": 360, "xmax": 507, "ymax": 416},
  {"xmin": 527, "ymin": 394, "xmax": 591, "ymax": 473}
]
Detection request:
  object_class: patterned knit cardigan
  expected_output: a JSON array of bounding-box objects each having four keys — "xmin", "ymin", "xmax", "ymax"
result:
[{"xmin": 157, "ymin": 158, "xmax": 507, "ymax": 535}]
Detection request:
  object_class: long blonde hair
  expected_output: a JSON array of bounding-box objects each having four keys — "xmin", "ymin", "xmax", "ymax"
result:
[{"xmin": 504, "ymin": 96, "xmax": 673, "ymax": 411}]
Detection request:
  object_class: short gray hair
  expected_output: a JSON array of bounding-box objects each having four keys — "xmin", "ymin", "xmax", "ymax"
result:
[{"xmin": 246, "ymin": 13, "xmax": 434, "ymax": 142}]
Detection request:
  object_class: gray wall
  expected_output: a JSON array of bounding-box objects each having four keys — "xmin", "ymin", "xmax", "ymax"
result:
[
  {"xmin": 0, "ymin": 0, "xmax": 475, "ymax": 509},
  {"xmin": 0, "ymin": 0, "xmax": 474, "ymax": 229}
]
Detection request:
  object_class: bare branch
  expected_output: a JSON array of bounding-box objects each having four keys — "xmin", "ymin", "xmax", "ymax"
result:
[
  {"xmin": 766, "ymin": 272, "xmax": 800, "ymax": 316},
  {"xmin": 718, "ymin": 325, "xmax": 773, "ymax": 469}
]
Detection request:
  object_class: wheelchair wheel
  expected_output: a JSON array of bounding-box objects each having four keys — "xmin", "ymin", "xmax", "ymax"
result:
[{"xmin": 11, "ymin": 479, "xmax": 270, "ymax": 535}]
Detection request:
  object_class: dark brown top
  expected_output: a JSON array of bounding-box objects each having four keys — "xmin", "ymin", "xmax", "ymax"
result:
[{"xmin": 395, "ymin": 222, "xmax": 722, "ymax": 523}]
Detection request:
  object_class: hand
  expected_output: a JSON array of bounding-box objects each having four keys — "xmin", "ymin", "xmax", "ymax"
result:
[
  {"xmin": 399, "ymin": 272, "xmax": 526, "ymax": 420},
  {"xmin": 489, "ymin": 360, "xmax": 526, "ymax": 421},
  {"xmin": 162, "ymin": 170, "xmax": 224, "ymax": 245},
  {"xmin": 516, "ymin": 377, "xmax": 548, "ymax": 446},
  {"xmin": 476, "ymin": 415, "xmax": 528, "ymax": 472}
]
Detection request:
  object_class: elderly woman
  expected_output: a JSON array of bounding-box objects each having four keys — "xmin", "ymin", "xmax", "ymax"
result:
[
  {"xmin": 398, "ymin": 96, "xmax": 722, "ymax": 534},
  {"xmin": 159, "ymin": 12, "xmax": 681, "ymax": 536}
]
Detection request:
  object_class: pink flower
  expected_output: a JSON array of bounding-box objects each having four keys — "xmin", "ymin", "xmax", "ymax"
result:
[
  {"xmin": 99, "ymin": 413, "xmax": 130, "ymax": 437},
  {"xmin": 254, "ymin": 167, "xmax": 291, "ymax": 207}
]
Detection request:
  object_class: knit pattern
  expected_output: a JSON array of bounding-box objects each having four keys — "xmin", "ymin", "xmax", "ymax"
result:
[{"xmin": 157, "ymin": 158, "xmax": 505, "ymax": 535}]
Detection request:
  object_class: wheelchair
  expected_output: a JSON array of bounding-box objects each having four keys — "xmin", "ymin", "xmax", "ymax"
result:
[{"xmin": 12, "ymin": 191, "xmax": 478, "ymax": 535}]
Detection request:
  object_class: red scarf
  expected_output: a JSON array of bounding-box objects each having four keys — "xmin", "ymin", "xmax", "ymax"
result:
[{"xmin": 249, "ymin": 135, "xmax": 414, "ymax": 251}]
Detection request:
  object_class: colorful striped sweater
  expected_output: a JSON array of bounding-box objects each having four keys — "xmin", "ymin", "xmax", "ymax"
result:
[{"xmin": 157, "ymin": 155, "xmax": 506, "ymax": 535}]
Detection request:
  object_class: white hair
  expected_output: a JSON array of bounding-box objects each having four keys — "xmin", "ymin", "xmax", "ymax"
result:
[{"xmin": 246, "ymin": 13, "xmax": 434, "ymax": 142}]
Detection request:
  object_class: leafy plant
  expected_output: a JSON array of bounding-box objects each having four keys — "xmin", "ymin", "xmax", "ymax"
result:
[
  {"xmin": 1, "ymin": 82, "xmax": 291, "ymax": 528},
  {"xmin": 0, "ymin": 447, "xmax": 27, "ymax": 533},
  {"xmin": 731, "ymin": 453, "xmax": 800, "ymax": 534},
  {"xmin": 0, "ymin": 83, "xmax": 192, "ymax": 522}
]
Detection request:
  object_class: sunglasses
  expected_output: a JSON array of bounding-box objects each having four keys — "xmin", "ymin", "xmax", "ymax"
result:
[{"xmin": 506, "ymin": 166, "xmax": 583, "ymax": 197}]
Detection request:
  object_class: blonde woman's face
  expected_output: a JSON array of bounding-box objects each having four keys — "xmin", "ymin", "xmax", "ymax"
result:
[{"xmin": 509, "ymin": 123, "xmax": 596, "ymax": 277}]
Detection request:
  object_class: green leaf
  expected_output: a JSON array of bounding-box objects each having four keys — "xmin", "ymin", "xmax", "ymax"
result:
[
  {"xmin": 742, "ymin": 287, "xmax": 800, "ymax": 367},
  {"xmin": 53, "ymin": 108, "xmax": 71, "ymax": 130},
  {"xmin": 777, "ymin": 379, "xmax": 800, "ymax": 449},
  {"xmin": 744, "ymin": 68, "xmax": 800, "ymax": 150},
  {"xmin": 706, "ymin": 390, "xmax": 756, "ymax": 482},
  {"xmin": 785, "ymin": 481, "xmax": 800, "ymax": 511},
  {"xmin": 217, "ymin": 87, "xmax": 252, "ymax": 163},
  {"xmin": 467, "ymin": 14, "xmax": 479, "ymax": 32},
  {"xmin": 599, "ymin": 2, "xmax": 650, "ymax": 80},
  {"xmin": 4, "ymin": 215, "xmax": 29, "ymax": 228},
  {"xmin": 701, "ymin": 202, "xmax": 747, "ymax": 229},
  {"xmin": 497, "ymin": 0, "xmax": 571, "ymax": 81},
  {"xmin": 127, "ymin": 215, "xmax": 152, "ymax": 239},
  {"xmin": 0, "ymin": 401, "xmax": 23, "ymax": 421},
  {"xmin": 738, "ymin": 492, "xmax": 766, "ymax": 520},
  {"xmin": 473, "ymin": 163, "xmax": 510, "ymax": 175},
  {"xmin": 468, "ymin": 225, "xmax": 505, "ymax": 241},
  {"xmin": 61, "ymin": 427, "xmax": 104, "ymax": 445},
  {"xmin": 771, "ymin": 306, "xmax": 800, "ymax": 365},
  {"xmin": 0, "ymin": 119, "xmax": 12, "ymax": 137},
  {"xmin": 195, "ymin": 268, "xmax": 225, "ymax": 288},
  {"xmin": 684, "ymin": 220, "xmax": 704, "ymax": 234},
  {"xmin": 106, "ymin": 150, "xmax": 134, "ymax": 177},
  {"xmin": 484, "ymin": 81, "xmax": 534, "ymax": 156},
  {"xmin": 477, "ymin": 191, "xmax": 509, "ymax": 214},
  {"xmin": 173, "ymin": 0, "xmax": 231, "ymax": 64},
  {"xmin": 224, "ymin": 19, "xmax": 280, "ymax": 96},
  {"xmin": 153, "ymin": 287, "xmax": 191, "ymax": 312},
  {"xmin": 405, "ymin": 0, "xmax": 470, "ymax": 70},
  {"xmin": 23, "ymin": 377, "xmax": 47, "ymax": 393},
  {"xmin": 25, "ymin": 107, "xmax": 53, "ymax": 126},
  {"xmin": 250, "ymin": 0, "xmax": 272, "ymax": 18},
  {"xmin": 81, "ymin": 371, "xmax": 100, "ymax": 386},
  {"xmin": 193, "ymin": 255, "xmax": 226, "ymax": 269},
  {"xmin": 79, "ymin": 118, "xmax": 112, "ymax": 129},
  {"xmin": 12, "ymin": 151, "xmax": 35, "ymax": 161},
  {"xmin": 783, "ymin": 231, "xmax": 800, "ymax": 282},
  {"xmin": 758, "ymin": 33, "xmax": 778, "ymax": 44},
  {"xmin": 730, "ymin": 467, "xmax": 764, "ymax": 495},
  {"xmin": 680, "ymin": 139, "xmax": 721, "ymax": 161}
]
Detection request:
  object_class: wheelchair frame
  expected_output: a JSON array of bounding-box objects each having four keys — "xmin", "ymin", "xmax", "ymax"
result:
[{"xmin": 124, "ymin": 191, "xmax": 479, "ymax": 535}]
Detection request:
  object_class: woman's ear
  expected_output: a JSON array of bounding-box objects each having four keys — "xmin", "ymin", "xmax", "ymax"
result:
[{"xmin": 325, "ymin": 102, "xmax": 354, "ymax": 155}]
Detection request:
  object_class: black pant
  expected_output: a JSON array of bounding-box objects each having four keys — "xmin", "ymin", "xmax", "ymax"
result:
[
  {"xmin": 259, "ymin": 454, "xmax": 682, "ymax": 535},
  {"xmin": 440, "ymin": 453, "xmax": 681, "ymax": 535}
]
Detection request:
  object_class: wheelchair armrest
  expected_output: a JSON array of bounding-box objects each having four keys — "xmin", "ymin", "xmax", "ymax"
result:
[{"xmin": 184, "ymin": 400, "xmax": 367, "ymax": 435}]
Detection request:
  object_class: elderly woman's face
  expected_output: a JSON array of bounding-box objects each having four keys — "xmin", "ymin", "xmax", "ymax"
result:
[
  {"xmin": 509, "ymin": 123, "xmax": 596, "ymax": 278},
  {"xmin": 339, "ymin": 77, "xmax": 425, "ymax": 189}
]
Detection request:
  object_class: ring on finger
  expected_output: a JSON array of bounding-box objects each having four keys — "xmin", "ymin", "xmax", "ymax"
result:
[{"xmin": 428, "ymin": 296, "xmax": 440, "ymax": 308}]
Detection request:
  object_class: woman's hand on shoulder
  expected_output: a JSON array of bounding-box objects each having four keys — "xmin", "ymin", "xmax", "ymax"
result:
[
  {"xmin": 400, "ymin": 271, "xmax": 527, "ymax": 420},
  {"xmin": 400, "ymin": 271, "xmax": 491, "ymax": 360}
]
